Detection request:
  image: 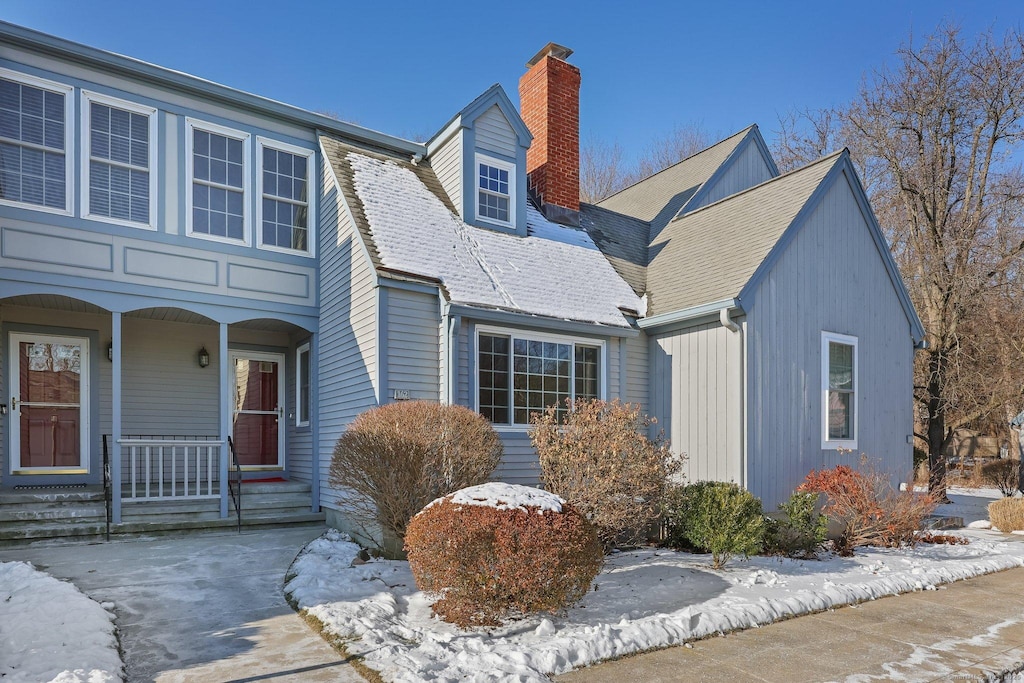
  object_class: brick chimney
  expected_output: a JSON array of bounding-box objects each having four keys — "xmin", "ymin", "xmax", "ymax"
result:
[{"xmin": 519, "ymin": 42, "xmax": 580, "ymax": 226}]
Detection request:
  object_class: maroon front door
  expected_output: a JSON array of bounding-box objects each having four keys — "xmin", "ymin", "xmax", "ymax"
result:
[{"xmin": 231, "ymin": 352, "xmax": 283, "ymax": 468}]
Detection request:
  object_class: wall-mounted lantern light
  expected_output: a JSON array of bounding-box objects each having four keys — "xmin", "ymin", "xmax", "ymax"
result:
[
  {"xmin": 107, "ymin": 343, "xmax": 113, "ymax": 362},
  {"xmin": 198, "ymin": 347, "xmax": 210, "ymax": 368}
]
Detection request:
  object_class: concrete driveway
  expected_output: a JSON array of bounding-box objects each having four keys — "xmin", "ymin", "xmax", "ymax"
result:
[{"xmin": 0, "ymin": 526, "xmax": 363, "ymax": 683}]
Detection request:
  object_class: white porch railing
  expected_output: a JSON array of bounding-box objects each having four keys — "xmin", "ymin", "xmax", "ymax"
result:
[{"xmin": 119, "ymin": 439, "xmax": 224, "ymax": 501}]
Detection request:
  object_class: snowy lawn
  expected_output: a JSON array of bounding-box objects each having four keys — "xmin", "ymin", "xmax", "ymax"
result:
[
  {"xmin": 0, "ymin": 561, "xmax": 122, "ymax": 683},
  {"xmin": 285, "ymin": 526, "xmax": 1024, "ymax": 683}
]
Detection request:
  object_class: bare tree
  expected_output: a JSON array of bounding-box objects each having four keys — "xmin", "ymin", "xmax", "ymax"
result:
[
  {"xmin": 775, "ymin": 25, "xmax": 1024, "ymax": 499},
  {"xmin": 635, "ymin": 123, "xmax": 715, "ymax": 179}
]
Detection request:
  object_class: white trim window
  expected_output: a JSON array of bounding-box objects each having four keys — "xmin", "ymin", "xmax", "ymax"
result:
[
  {"xmin": 475, "ymin": 153, "xmax": 514, "ymax": 227},
  {"xmin": 82, "ymin": 91, "xmax": 158, "ymax": 229},
  {"xmin": 477, "ymin": 327, "xmax": 604, "ymax": 426},
  {"xmin": 0, "ymin": 68, "xmax": 73, "ymax": 214},
  {"xmin": 822, "ymin": 331, "xmax": 858, "ymax": 449},
  {"xmin": 257, "ymin": 137, "xmax": 314, "ymax": 256},
  {"xmin": 186, "ymin": 118, "xmax": 250, "ymax": 244},
  {"xmin": 296, "ymin": 341, "xmax": 310, "ymax": 427}
]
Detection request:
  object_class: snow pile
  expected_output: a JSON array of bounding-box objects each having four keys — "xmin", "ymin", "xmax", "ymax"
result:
[
  {"xmin": 0, "ymin": 561, "xmax": 122, "ymax": 683},
  {"xmin": 425, "ymin": 482, "xmax": 564, "ymax": 514},
  {"xmin": 287, "ymin": 528, "xmax": 1024, "ymax": 682},
  {"xmin": 348, "ymin": 152, "xmax": 644, "ymax": 327}
]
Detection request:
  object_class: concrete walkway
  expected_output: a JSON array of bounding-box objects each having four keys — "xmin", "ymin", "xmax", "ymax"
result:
[
  {"xmin": 557, "ymin": 566, "xmax": 1024, "ymax": 683},
  {"xmin": 0, "ymin": 526, "xmax": 363, "ymax": 683}
]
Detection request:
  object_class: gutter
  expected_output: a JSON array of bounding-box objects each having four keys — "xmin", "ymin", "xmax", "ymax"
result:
[{"xmin": 637, "ymin": 298, "xmax": 740, "ymax": 330}]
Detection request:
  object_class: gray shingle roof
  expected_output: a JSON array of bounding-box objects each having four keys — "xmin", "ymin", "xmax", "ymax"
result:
[
  {"xmin": 579, "ymin": 203, "xmax": 650, "ymax": 296},
  {"xmin": 644, "ymin": 150, "xmax": 843, "ymax": 316},
  {"xmin": 595, "ymin": 126, "xmax": 753, "ymax": 235}
]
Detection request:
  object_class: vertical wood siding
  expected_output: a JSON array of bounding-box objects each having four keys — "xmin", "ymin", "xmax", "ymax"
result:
[
  {"xmin": 745, "ymin": 172, "xmax": 914, "ymax": 508},
  {"xmin": 650, "ymin": 319, "xmax": 743, "ymax": 485},
  {"xmin": 694, "ymin": 141, "xmax": 775, "ymax": 210},
  {"xmin": 316, "ymin": 164, "xmax": 378, "ymax": 510},
  {"xmin": 385, "ymin": 288, "xmax": 441, "ymax": 401},
  {"xmin": 431, "ymin": 132, "xmax": 463, "ymax": 213},
  {"xmin": 475, "ymin": 105, "xmax": 517, "ymax": 158}
]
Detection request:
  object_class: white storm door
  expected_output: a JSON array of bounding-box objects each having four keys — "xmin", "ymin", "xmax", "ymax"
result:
[
  {"xmin": 230, "ymin": 351, "xmax": 285, "ymax": 469},
  {"xmin": 9, "ymin": 333, "xmax": 90, "ymax": 473}
]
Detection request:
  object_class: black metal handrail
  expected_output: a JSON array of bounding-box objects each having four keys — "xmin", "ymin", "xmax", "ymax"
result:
[
  {"xmin": 102, "ymin": 434, "xmax": 111, "ymax": 541},
  {"xmin": 227, "ymin": 436, "xmax": 242, "ymax": 533}
]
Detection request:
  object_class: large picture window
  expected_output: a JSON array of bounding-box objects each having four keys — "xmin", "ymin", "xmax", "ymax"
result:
[
  {"xmin": 478, "ymin": 330, "xmax": 602, "ymax": 426},
  {"xmin": 186, "ymin": 118, "xmax": 249, "ymax": 244},
  {"xmin": 83, "ymin": 92, "xmax": 157, "ymax": 228},
  {"xmin": 257, "ymin": 137, "xmax": 313, "ymax": 255},
  {"xmin": 0, "ymin": 69, "xmax": 72, "ymax": 213},
  {"xmin": 822, "ymin": 331, "xmax": 857, "ymax": 449}
]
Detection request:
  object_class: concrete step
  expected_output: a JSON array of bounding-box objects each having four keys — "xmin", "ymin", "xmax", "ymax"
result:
[
  {"xmin": 237, "ymin": 481, "xmax": 311, "ymax": 495},
  {"xmin": 0, "ymin": 505, "xmax": 106, "ymax": 522},
  {"xmin": 0, "ymin": 488, "xmax": 105, "ymax": 505},
  {"xmin": 0, "ymin": 509, "xmax": 326, "ymax": 544}
]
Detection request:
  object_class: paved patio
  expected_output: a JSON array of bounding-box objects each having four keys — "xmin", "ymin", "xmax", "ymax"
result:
[{"xmin": 0, "ymin": 525, "xmax": 362, "ymax": 683}]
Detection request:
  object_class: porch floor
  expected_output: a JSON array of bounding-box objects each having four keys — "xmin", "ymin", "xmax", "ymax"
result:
[{"xmin": 0, "ymin": 481, "xmax": 324, "ymax": 544}]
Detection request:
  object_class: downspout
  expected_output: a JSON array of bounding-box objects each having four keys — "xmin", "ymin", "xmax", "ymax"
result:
[{"xmin": 720, "ymin": 307, "xmax": 746, "ymax": 489}]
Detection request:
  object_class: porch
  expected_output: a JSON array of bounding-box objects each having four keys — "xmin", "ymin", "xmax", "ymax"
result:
[{"xmin": 0, "ymin": 294, "xmax": 322, "ymax": 541}]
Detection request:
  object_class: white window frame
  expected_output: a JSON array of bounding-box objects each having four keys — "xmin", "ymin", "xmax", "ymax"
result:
[
  {"xmin": 474, "ymin": 152, "xmax": 515, "ymax": 229},
  {"xmin": 821, "ymin": 331, "xmax": 858, "ymax": 450},
  {"xmin": 81, "ymin": 90, "xmax": 158, "ymax": 230},
  {"xmin": 0, "ymin": 67, "xmax": 74, "ymax": 216},
  {"xmin": 256, "ymin": 136, "xmax": 316, "ymax": 257},
  {"xmin": 474, "ymin": 324, "xmax": 607, "ymax": 431},
  {"xmin": 296, "ymin": 341, "xmax": 310, "ymax": 428},
  {"xmin": 185, "ymin": 117, "xmax": 251, "ymax": 246}
]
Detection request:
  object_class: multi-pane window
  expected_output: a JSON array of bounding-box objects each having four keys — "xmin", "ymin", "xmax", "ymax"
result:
[
  {"xmin": 0, "ymin": 73, "xmax": 69, "ymax": 211},
  {"xmin": 261, "ymin": 143, "xmax": 310, "ymax": 252},
  {"xmin": 822, "ymin": 332, "xmax": 857, "ymax": 447},
  {"xmin": 478, "ymin": 332, "xmax": 601, "ymax": 426},
  {"xmin": 296, "ymin": 342, "xmax": 310, "ymax": 427},
  {"xmin": 189, "ymin": 121, "xmax": 247, "ymax": 242},
  {"xmin": 86, "ymin": 95, "xmax": 154, "ymax": 226},
  {"xmin": 476, "ymin": 154, "xmax": 513, "ymax": 225}
]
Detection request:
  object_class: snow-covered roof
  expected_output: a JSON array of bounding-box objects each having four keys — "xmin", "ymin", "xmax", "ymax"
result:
[{"xmin": 321, "ymin": 136, "xmax": 644, "ymax": 328}]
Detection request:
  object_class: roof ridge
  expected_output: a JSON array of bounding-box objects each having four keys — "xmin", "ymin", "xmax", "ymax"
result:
[
  {"xmin": 595, "ymin": 125, "xmax": 756, "ymax": 205},
  {"xmin": 669, "ymin": 149, "xmax": 846, "ymax": 223}
]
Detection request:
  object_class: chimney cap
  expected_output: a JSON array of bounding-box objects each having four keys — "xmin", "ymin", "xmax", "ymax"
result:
[{"xmin": 525, "ymin": 42, "xmax": 573, "ymax": 68}]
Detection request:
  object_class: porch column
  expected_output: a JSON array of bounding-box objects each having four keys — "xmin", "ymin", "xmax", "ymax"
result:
[
  {"xmin": 111, "ymin": 312, "xmax": 122, "ymax": 523},
  {"xmin": 310, "ymin": 331, "xmax": 320, "ymax": 513},
  {"xmin": 219, "ymin": 322, "xmax": 229, "ymax": 518}
]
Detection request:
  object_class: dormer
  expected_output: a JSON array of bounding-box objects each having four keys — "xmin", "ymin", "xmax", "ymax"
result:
[{"xmin": 426, "ymin": 84, "xmax": 532, "ymax": 236}]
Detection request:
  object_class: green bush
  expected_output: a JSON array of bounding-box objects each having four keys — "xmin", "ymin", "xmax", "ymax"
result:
[
  {"xmin": 764, "ymin": 491, "xmax": 828, "ymax": 559},
  {"xmin": 663, "ymin": 481, "xmax": 766, "ymax": 569}
]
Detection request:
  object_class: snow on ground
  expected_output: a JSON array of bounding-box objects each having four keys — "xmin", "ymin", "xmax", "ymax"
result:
[
  {"xmin": 0, "ymin": 561, "xmax": 122, "ymax": 683},
  {"xmin": 286, "ymin": 527, "xmax": 1024, "ymax": 683},
  {"xmin": 943, "ymin": 486, "xmax": 1003, "ymax": 525}
]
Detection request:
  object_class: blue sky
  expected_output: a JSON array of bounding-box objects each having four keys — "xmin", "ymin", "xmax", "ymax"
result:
[{"xmin": 2, "ymin": 1, "xmax": 1020, "ymax": 161}]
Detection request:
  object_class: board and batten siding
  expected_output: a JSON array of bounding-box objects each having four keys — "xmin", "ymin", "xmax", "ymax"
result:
[
  {"xmin": 745, "ymin": 171, "xmax": 915, "ymax": 508},
  {"xmin": 385, "ymin": 288, "xmax": 441, "ymax": 402},
  {"xmin": 316, "ymin": 163, "xmax": 378, "ymax": 510},
  {"xmin": 650, "ymin": 318, "xmax": 743, "ymax": 486},
  {"xmin": 431, "ymin": 132, "xmax": 463, "ymax": 215},
  {"xmin": 692, "ymin": 140, "xmax": 775, "ymax": 211},
  {"xmin": 475, "ymin": 105, "xmax": 517, "ymax": 158}
]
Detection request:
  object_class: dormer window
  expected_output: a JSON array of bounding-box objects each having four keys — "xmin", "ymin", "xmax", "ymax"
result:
[{"xmin": 475, "ymin": 153, "xmax": 514, "ymax": 228}]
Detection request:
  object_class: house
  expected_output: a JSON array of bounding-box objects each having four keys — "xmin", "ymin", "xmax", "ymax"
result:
[{"xmin": 0, "ymin": 25, "xmax": 923, "ymax": 541}]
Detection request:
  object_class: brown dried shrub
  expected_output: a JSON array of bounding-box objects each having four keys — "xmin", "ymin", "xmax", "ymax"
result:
[
  {"xmin": 404, "ymin": 488, "xmax": 603, "ymax": 628},
  {"xmin": 329, "ymin": 402, "xmax": 502, "ymax": 552},
  {"xmin": 531, "ymin": 398, "xmax": 680, "ymax": 549},
  {"xmin": 980, "ymin": 459, "xmax": 1019, "ymax": 497},
  {"xmin": 989, "ymin": 497, "xmax": 1024, "ymax": 533},
  {"xmin": 917, "ymin": 532, "xmax": 970, "ymax": 545}
]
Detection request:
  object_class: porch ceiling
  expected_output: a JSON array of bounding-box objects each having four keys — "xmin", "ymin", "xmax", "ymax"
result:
[
  {"xmin": 125, "ymin": 307, "xmax": 216, "ymax": 325},
  {"xmin": 231, "ymin": 318, "xmax": 307, "ymax": 333},
  {"xmin": 1, "ymin": 294, "xmax": 107, "ymax": 314}
]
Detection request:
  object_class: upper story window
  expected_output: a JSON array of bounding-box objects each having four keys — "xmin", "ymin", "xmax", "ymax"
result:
[
  {"xmin": 475, "ymin": 153, "xmax": 514, "ymax": 227},
  {"xmin": 258, "ymin": 137, "xmax": 314, "ymax": 255},
  {"xmin": 82, "ymin": 91, "xmax": 157, "ymax": 229},
  {"xmin": 0, "ymin": 69, "xmax": 73, "ymax": 214},
  {"xmin": 478, "ymin": 328, "xmax": 603, "ymax": 427},
  {"xmin": 822, "ymin": 331, "xmax": 858, "ymax": 449},
  {"xmin": 186, "ymin": 118, "xmax": 249, "ymax": 245}
]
